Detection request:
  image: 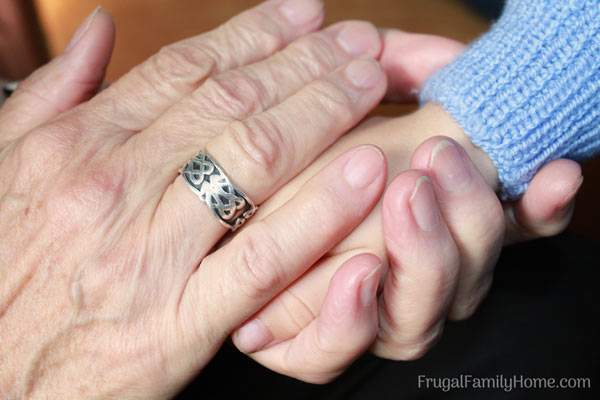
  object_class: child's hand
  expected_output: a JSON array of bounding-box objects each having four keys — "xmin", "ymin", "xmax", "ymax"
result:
[{"xmin": 226, "ymin": 30, "xmax": 583, "ymax": 383}]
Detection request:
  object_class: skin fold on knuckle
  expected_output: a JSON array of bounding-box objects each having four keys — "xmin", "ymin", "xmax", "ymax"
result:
[
  {"xmin": 383, "ymin": 256, "xmax": 456, "ymax": 323},
  {"xmin": 226, "ymin": 9, "xmax": 286, "ymax": 58},
  {"xmin": 144, "ymin": 43, "xmax": 218, "ymax": 93},
  {"xmin": 219, "ymin": 117, "xmax": 289, "ymax": 185},
  {"xmin": 377, "ymin": 276, "xmax": 449, "ymax": 361},
  {"xmin": 308, "ymin": 81, "xmax": 355, "ymax": 126},
  {"xmin": 199, "ymin": 69, "xmax": 269, "ymax": 117},
  {"xmin": 376, "ymin": 320, "xmax": 444, "ymax": 361},
  {"xmin": 288, "ymin": 33, "xmax": 338, "ymax": 78}
]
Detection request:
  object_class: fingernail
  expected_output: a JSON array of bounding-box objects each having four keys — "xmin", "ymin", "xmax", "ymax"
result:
[
  {"xmin": 336, "ymin": 25, "xmax": 376, "ymax": 57},
  {"xmin": 345, "ymin": 58, "xmax": 382, "ymax": 89},
  {"xmin": 343, "ymin": 146, "xmax": 384, "ymax": 189},
  {"xmin": 279, "ymin": 0, "xmax": 323, "ymax": 26},
  {"xmin": 360, "ymin": 265, "xmax": 381, "ymax": 307},
  {"xmin": 234, "ymin": 319, "xmax": 273, "ymax": 354},
  {"xmin": 66, "ymin": 6, "xmax": 102, "ymax": 53},
  {"xmin": 430, "ymin": 140, "xmax": 473, "ymax": 193},
  {"xmin": 409, "ymin": 176, "xmax": 441, "ymax": 232}
]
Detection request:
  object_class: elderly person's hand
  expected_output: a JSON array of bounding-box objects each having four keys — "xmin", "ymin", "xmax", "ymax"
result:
[
  {"xmin": 230, "ymin": 31, "xmax": 583, "ymax": 382},
  {"xmin": 0, "ymin": 1, "xmax": 397, "ymax": 397}
]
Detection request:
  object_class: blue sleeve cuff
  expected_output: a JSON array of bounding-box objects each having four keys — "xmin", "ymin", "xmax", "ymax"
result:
[{"xmin": 420, "ymin": 0, "xmax": 600, "ymax": 200}]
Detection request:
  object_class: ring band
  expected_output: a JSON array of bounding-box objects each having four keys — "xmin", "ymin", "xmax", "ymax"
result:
[{"xmin": 181, "ymin": 152, "xmax": 256, "ymax": 231}]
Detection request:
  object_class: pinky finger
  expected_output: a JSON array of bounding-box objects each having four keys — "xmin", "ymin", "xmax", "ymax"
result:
[{"xmin": 238, "ymin": 253, "xmax": 382, "ymax": 384}]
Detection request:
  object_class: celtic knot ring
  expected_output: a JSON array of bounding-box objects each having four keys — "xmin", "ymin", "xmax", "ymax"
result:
[{"xmin": 181, "ymin": 152, "xmax": 257, "ymax": 231}]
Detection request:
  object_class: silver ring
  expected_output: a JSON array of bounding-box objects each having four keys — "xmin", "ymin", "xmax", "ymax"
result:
[{"xmin": 181, "ymin": 152, "xmax": 256, "ymax": 231}]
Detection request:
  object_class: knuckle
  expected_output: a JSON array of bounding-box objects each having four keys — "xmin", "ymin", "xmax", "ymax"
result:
[
  {"xmin": 392, "ymin": 342, "xmax": 431, "ymax": 361},
  {"xmin": 47, "ymin": 162, "xmax": 126, "ymax": 227},
  {"xmin": 379, "ymin": 325, "xmax": 444, "ymax": 361},
  {"xmin": 20, "ymin": 120, "xmax": 79, "ymax": 158},
  {"xmin": 227, "ymin": 9, "xmax": 285, "ymax": 55},
  {"xmin": 144, "ymin": 42, "xmax": 217, "ymax": 90},
  {"xmin": 233, "ymin": 223, "xmax": 285, "ymax": 300},
  {"xmin": 308, "ymin": 81, "xmax": 354, "ymax": 124},
  {"xmin": 286, "ymin": 34, "xmax": 338, "ymax": 77},
  {"xmin": 16, "ymin": 119, "xmax": 85, "ymax": 182},
  {"xmin": 198, "ymin": 70, "xmax": 269, "ymax": 117},
  {"xmin": 224, "ymin": 117, "xmax": 289, "ymax": 180}
]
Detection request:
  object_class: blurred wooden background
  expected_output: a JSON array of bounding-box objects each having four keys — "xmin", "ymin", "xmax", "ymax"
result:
[{"xmin": 3, "ymin": 0, "xmax": 600, "ymax": 240}]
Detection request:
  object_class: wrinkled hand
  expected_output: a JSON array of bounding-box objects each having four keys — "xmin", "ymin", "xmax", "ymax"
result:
[
  {"xmin": 0, "ymin": 1, "xmax": 401, "ymax": 397},
  {"xmin": 231, "ymin": 31, "xmax": 583, "ymax": 382}
]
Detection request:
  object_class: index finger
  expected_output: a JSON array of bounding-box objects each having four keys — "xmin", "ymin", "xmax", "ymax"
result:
[{"xmin": 179, "ymin": 145, "xmax": 386, "ymax": 341}]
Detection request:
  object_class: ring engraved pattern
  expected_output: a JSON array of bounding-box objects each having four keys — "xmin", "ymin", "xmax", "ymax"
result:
[{"xmin": 181, "ymin": 152, "xmax": 256, "ymax": 231}]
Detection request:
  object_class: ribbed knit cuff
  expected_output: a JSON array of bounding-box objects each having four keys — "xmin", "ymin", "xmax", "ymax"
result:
[{"xmin": 421, "ymin": 0, "xmax": 600, "ymax": 200}]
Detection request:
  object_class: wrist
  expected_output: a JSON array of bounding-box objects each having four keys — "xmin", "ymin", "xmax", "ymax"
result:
[{"xmin": 399, "ymin": 102, "xmax": 498, "ymax": 190}]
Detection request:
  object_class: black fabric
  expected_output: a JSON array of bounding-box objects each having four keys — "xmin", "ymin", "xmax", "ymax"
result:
[
  {"xmin": 178, "ymin": 233, "xmax": 600, "ymax": 399},
  {"xmin": 463, "ymin": 0, "xmax": 505, "ymax": 20}
]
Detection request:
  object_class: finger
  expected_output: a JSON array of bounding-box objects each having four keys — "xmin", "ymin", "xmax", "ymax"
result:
[
  {"xmin": 411, "ymin": 137, "xmax": 505, "ymax": 320},
  {"xmin": 379, "ymin": 29, "xmax": 464, "ymax": 102},
  {"xmin": 231, "ymin": 250, "xmax": 362, "ymax": 351},
  {"xmin": 504, "ymin": 159, "xmax": 582, "ymax": 244},
  {"xmin": 91, "ymin": 0, "xmax": 325, "ymax": 132},
  {"xmin": 145, "ymin": 20, "xmax": 381, "ymax": 140},
  {"xmin": 233, "ymin": 254, "xmax": 382, "ymax": 384},
  {"xmin": 178, "ymin": 145, "xmax": 386, "ymax": 347},
  {"xmin": 0, "ymin": 8, "xmax": 114, "ymax": 145},
  {"xmin": 147, "ymin": 58, "xmax": 387, "ymax": 265},
  {"xmin": 373, "ymin": 171, "xmax": 459, "ymax": 360}
]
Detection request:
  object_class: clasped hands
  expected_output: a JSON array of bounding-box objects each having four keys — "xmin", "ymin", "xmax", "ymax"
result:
[{"xmin": 0, "ymin": 0, "xmax": 582, "ymax": 398}]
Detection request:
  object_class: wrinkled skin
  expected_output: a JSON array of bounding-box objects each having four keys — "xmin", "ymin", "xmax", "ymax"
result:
[{"xmin": 0, "ymin": 0, "xmax": 582, "ymax": 396}]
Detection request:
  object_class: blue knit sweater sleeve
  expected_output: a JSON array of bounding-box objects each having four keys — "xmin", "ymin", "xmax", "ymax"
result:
[{"xmin": 420, "ymin": 0, "xmax": 600, "ymax": 200}]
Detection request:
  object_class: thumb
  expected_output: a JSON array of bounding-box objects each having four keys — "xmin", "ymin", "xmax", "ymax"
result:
[
  {"xmin": 0, "ymin": 7, "xmax": 115, "ymax": 144},
  {"xmin": 379, "ymin": 29, "xmax": 465, "ymax": 102},
  {"xmin": 504, "ymin": 159, "xmax": 583, "ymax": 245}
]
